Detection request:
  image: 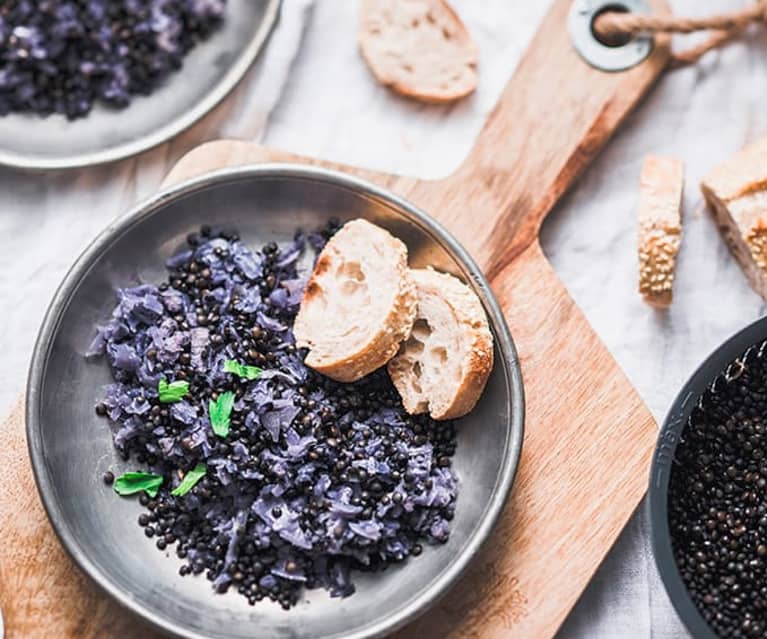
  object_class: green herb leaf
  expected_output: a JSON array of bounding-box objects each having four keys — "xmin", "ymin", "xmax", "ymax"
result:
[
  {"xmin": 209, "ymin": 391, "xmax": 235, "ymax": 438},
  {"xmin": 158, "ymin": 378, "xmax": 189, "ymax": 403},
  {"xmin": 171, "ymin": 463, "xmax": 206, "ymax": 497},
  {"xmin": 113, "ymin": 472, "xmax": 164, "ymax": 498},
  {"xmin": 223, "ymin": 359, "xmax": 263, "ymax": 381}
]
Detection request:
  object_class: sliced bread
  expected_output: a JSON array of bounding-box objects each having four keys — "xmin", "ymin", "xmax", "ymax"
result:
[
  {"xmin": 358, "ymin": 0, "xmax": 478, "ymax": 103},
  {"xmin": 293, "ymin": 219, "xmax": 417, "ymax": 382},
  {"xmin": 387, "ymin": 268, "xmax": 493, "ymax": 420},
  {"xmin": 702, "ymin": 137, "xmax": 767, "ymax": 300},
  {"xmin": 637, "ymin": 155, "xmax": 685, "ymax": 308}
]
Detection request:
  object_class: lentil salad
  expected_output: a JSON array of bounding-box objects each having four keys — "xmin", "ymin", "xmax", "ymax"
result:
[
  {"xmin": 0, "ymin": 0, "xmax": 227, "ymax": 120},
  {"xmin": 88, "ymin": 224, "xmax": 459, "ymax": 609}
]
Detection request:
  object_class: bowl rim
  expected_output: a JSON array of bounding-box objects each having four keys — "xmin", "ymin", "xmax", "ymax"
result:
[
  {"xmin": 649, "ymin": 315, "xmax": 767, "ymax": 639},
  {"xmin": 0, "ymin": 0, "xmax": 281, "ymax": 171},
  {"xmin": 26, "ymin": 164, "xmax": 526, "ymax": 639}
]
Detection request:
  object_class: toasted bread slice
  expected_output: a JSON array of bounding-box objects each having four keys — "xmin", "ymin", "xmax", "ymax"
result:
[
  {"xmin": 358, "ymin": 0, "xmax": 478, "ymax": 103},
  {"xmin": 702, "ymin": 137, "xmax": 767, "ymax": 300},
  {"xmin": 388, "ymin": 268, "xmax": 493, "ymax": 420},
  {"xmin": 293, "ymin": 219, "xmax": 417, "ymax": 382},
  {"xmin": 637, "ymin": 155, "xmax": 685, "ymax": 308}
]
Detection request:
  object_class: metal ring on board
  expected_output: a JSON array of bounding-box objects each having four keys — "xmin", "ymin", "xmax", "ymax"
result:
[{"xmin": 568, "ymin": 0, "xmax": 654, "ymax": 72}]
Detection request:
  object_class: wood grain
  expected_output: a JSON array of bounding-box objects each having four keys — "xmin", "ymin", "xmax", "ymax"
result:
[
  {"xmin": 401, "ymin": 243, "xmax": 656, "ymax": 638},
  {"xmin": 1, "ymin": 0, "xmax": 671, "ymax": 637},
  {"xmin": 0, "ymin": 400, "xmax": 162, "ymax": 639},
  {"xmin": 404, "ymin": 0, "xmax": 672, "ymax": 279}
]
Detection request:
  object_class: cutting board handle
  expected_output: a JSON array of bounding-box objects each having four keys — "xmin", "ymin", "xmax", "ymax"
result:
[
  {"xmin": 0, "ymin": 3, "xmax": 674, "ymax": 637},
  {"xmin": 407, "ymin": 0, "xmax": 670, "ymax": 277}
]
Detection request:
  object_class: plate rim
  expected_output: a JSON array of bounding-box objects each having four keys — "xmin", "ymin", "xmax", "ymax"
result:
[
  {"xmin": 26, "ymin": 164, "xmax": 525, "ymax": 639},
  {"xmin": 0, "ymin": 0, "xmax": 281, "ymax": 171}
]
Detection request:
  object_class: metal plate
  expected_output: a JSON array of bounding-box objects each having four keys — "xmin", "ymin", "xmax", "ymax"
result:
[
  {"xmin": 0, "ymin": 1, "xmax": 280, "ymax": 171},
  {"xmin": 27, "ymin": 166, "xmax": 525, "ymax": 639},
  {"xmin": 569, "ymin": 0, "xmax": 653, "ymax": 72},
  {"xmin": 649, "ymin": 316, "xmax": 767, "ymax": 639}
]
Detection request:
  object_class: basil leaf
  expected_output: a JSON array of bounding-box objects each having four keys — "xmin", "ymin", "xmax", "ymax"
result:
[
  {"xmin": 171, "ymin": 463, "xmax": 206, "ymax": 497},
  {"xmin": 223, "ymin": 359, "xmax": 262, "ymax": 381},
  {"xmin": 209, "ymin": 391, "xmax": 235, "ymax": 438},
  {"xmin": 158, "ymin": 378, "xmax": 189, "ymax": 403},
  {"xmin": 113, "ymin": 472, "xmax": 164, "ymax": 498}
]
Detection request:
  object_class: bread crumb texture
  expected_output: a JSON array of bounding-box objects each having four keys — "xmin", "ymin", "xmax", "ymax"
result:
[
  {"xmin": 358, "ymin": 0, "xmax": 478, "ymax": 103},
  {"xmin": 702, "ymin": 136, "xmax": 767, "ymax": 300},
  {"xmin": 388, "ymin": 268, "xmax": 493, "ymax": 420},
  {"xmin": 293, "ymin": 219, "xmax": 417, "ymax": 382}
]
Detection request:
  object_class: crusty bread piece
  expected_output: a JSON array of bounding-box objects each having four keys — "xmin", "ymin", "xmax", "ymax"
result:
[
  {"xmin": 702, "ymin": 137, "xmax": 767, "ymax": 300},
  {"xmin": 387, "ymin": 268, "xmax": 493, "ymax": 420},
  {"xmin": 358, "ymin": 0, "xmax": 478, "ymax": 103},
  {"xmin": 637, "ymin": 155, "xmax": 685, "ymax": 308},
  {"xmin": 293, "ymin": 219, "xmax": 417, "ymax": 382}
]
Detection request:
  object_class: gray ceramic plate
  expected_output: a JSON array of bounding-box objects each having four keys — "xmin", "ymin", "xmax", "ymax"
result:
[
  {"xmin": 27, "ymin": 166, "xmax": 525, "ymax": 639},
  {"xmin": 0, "ymin": 1, "xmax": 280, "ymax": 171}
]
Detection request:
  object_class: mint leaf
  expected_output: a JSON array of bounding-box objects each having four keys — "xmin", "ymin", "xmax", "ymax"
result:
[
  {"xmin": 209, "ymin": 391, "xmax": 235, "ymax": 438},
  {"xmin": 113, "ymin": 472, "xmax": 164, "ymax": 498},
  {"xmin": 223, "ymin": 359, "xmax": 262, "ymax": 381},
  {"xmin": 158, "ymin": 378, "xmax": 189, "ymax": 403},
  {"xmin": 171, "ymin": 463, "xmax": 206, "ymax": 497}
]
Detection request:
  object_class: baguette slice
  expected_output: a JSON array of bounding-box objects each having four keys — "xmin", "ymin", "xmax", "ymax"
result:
[
  {"xmin": 387, "ymin": 268, "xmax": 493, "ymax": 420},
  {"xmin": 702, "ymin": 137, "xmax": 767, "ymax": 300},
  {"xmin": 358, "ymin": 0, "xmax": 478, "ymax": 103},
  {"xmin": 637, "ymin": 155, "xmax": 685, "ymax": 308},
  {"xmin": 293, "ymin": 219, "xmax": 417, "ymax": 382}
]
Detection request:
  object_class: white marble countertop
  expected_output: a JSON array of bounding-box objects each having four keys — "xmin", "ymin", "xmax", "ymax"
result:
[{"xmin": 2, "ymin": 0, "xmax": 767, "ymax": 636}]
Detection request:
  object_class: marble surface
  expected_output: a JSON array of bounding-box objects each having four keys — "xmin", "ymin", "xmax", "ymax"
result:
[{"xmin": 2, "ymin": 0, "xmax": 767, "ymax": 636}]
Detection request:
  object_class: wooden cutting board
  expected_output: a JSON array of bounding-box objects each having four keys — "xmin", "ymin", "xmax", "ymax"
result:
[{"xmin": 0, "ymin": 1, "xmax": 672, "ymax": 637}]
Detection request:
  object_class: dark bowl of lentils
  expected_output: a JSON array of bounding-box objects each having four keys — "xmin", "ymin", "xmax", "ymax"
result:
[
  {"xmin": 651, "ymin": 316, "xmax": 767, "ymax": 639},
  {"xmin": 27, "ymin": 165, "xmax": 524, "ymax": 639}
]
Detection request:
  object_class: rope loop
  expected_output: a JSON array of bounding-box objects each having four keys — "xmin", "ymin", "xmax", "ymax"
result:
[{"xmin": 592, "ymin": 0, "xmax": 767, "ymax": 68}]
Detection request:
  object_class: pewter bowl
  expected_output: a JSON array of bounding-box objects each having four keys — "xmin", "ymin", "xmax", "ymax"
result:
[
  {"xmin": 27, "ymin": 166, "xmax": 524, "ymax": 638},
  {"xmin": 0, "ymin": 1, "xmax": 280, "ymax": 170}
]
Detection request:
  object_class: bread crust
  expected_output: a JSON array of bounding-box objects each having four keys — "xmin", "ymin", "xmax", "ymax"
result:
[
  {"xmin": 388, "ymin": 268, "xmax": 493, "ymax": 420},
  {"xmin": 293, "ymin": 219, "xmax": 417, "ymax": 382},
  {"xmin": 358, "ymin": 0, "xmax": 478, "ymax": 103},
  {"xmin": 637, "ymin": 155, "xmax": 684, "ymax": 308},
  {"xmin": 702, "ymin": 137, "xmax": 767, "ymax": 300}
]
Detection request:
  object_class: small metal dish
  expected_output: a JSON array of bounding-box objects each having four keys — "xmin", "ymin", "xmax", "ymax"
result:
[
  {"xmin": 649, "ymin": 316, "xmax": 767, "ymax": 639},
  {"xmin": 0, "ymin": 0, "xmax": 280, "ymax": 171},
  {"xmin": 27, "ymin": 166, "xmax": 525, "ymax": 639}
]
